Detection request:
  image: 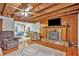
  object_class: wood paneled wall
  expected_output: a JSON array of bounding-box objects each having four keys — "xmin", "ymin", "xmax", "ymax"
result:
[
  {"xmin": 40, "ymin": 13, "xmax": 78, "ymax": 56},
  {"xmin": 40, "ymin": 18, "xmax": 48, "ymax": 38},
  {"xmin": 61, "ymin": 14, "xmax": 77, "ymax": 44},
  {"xmin": 40, "ymin": 13, "xmax": 77, "ymax": 41},
  {"xmin": 0, "ymin": 19, "xmax": 2, "ymax": 32},
  {"xmin": 68, "ymin": 14, "xmax": 77, "ymax": 44},
  {"xmin": 0, "ymin": 19, "xmax": 2, "ymax": 48}
]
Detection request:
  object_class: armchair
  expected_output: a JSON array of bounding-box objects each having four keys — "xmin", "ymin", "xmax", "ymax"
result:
[{"xmin": 0, "ymin": 31, "xmax": 18, "ymax": 50}]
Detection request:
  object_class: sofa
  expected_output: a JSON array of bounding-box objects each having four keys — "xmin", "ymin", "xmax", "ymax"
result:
[{"xmin": 0, "ymin": 31, "xmax": 18, "ymax": 50}]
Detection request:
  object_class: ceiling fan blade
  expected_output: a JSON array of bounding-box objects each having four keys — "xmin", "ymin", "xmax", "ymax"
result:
[
  {"xmin": 27, "ymin": 12, "xmax": 35, "ymax": 15},
  {"xmin": 10, "ymin": 6, "xmax": 23, "ymax": 11},
  {"xmin": 25, "ymin": 6, "xmax": 33, "ymax": 11}
]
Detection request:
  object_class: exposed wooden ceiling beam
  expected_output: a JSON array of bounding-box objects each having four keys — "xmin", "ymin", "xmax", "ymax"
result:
[
  {"xmin": 32, "ymin": 4, "xmax": 79, "ymax": 21},
  {"xmin": 3, "ymin": 3, "xmax": 21, "ymax": 15},
  {"xmin": 27, "ymin": 3, "xmax": 76, "ymax": 20},
  {"xmin": 14, "ymin": 15, "xmax": 33, "ymax": 22},
  {"xmin": 0, "ymin": 3, "xmax": 6, "ymax": 15},
  {"xmin": 19, "ymin": 3, "xmax": 28, "ymax": 9},
  {"xmin": 32, "ymin": 3, "xmax": 57, "ymax": 12},
  {"xmin": 32, "ymin": 10, "xmax": 79, "ymax": 23},
  {"xmin": 29, "ymin": 3, "xmax": 42, "ymax": 9}
]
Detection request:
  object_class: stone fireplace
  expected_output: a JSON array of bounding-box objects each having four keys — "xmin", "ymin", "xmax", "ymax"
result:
[
  {"xmin": 47, "ymin": 28, "xmax": 61, "ymax": 41},
  {"xmin": 48, "ymin": 31, "xmax": 59, "ymax": 41}
]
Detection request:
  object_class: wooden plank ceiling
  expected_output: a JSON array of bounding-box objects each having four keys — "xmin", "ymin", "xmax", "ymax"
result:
[{"xmin": 0, "ymin": 3, "xmax": 79, "ymax": 22}]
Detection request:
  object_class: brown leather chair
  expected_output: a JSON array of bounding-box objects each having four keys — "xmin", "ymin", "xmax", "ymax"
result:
[{"xmin": 0, "ymin": 31, "xmax": 18, "ymax": 50}]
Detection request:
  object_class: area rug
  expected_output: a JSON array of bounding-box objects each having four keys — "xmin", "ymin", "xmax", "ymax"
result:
[{"xmin": 5, "ymin": 43, "xmax": 65, "ymax": 56}]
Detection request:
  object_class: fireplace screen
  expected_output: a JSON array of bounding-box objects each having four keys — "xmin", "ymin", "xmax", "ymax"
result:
[{"xmin": 48, "ymin": 32, "xmax": 59, "ymax": 41}]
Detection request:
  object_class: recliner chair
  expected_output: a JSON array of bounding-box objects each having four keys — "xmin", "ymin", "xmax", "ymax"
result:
[{"xmin": 0, "ymin": 31, "xmax": 18, "ymax": 50}]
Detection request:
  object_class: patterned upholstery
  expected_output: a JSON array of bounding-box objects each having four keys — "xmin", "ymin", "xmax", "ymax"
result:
[{"xmin": 0, "ymin": 31, "xmax": 18, "ymax": 50}]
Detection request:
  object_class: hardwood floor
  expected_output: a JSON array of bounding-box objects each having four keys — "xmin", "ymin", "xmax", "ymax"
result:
[
  {"xmin": 26, "ymin": 39, "xmax": 67, "ymax": 52},
  {"xmin": 26, "ymin": 39, "xmax": 78, "ymax": 56}
]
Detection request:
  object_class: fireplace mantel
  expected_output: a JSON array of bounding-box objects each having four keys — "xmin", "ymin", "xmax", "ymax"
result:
[
  {"xmin": 43, "ymin": 25, "xmax": 66, "ymax": 28},
  {"xmin": 42, "ymin": 25, "xmax": 67, "ymax": 42}
]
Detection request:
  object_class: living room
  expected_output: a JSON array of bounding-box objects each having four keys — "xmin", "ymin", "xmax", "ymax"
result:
[{"xmin": 0, "ymin": 3, "xmax": 79, "ymax": 56}]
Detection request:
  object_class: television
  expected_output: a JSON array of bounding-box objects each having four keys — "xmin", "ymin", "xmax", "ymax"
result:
[{"xmin": 48, "ymin": 18, "xmax": 61, "ymax": 26}]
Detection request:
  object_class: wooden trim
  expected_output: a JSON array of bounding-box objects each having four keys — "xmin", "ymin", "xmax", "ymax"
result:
[
  {"xmin": 1, "ymin": 3, "xmax": 7, "ymax": 15},
  {"xmin": 43, "ymin": 25, "xmax": 66, "ymax": 28},
  {"xmin": 3, "ymin": 46, "xmax": 18, "ymax": 55},
  {"xmin": 0, "ymin": 19, "xmax": 2, "ymax": 32}
]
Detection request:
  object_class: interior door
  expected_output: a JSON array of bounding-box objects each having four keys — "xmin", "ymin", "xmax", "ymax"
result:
[{"xmin": 66, "ymin": 13, "xmax": 78, "ymax": 56}]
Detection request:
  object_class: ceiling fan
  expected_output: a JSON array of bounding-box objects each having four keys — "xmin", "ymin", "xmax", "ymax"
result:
[{"xmin": 10, "ymin": 5, "xmax": 35, "ymax": 18}]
